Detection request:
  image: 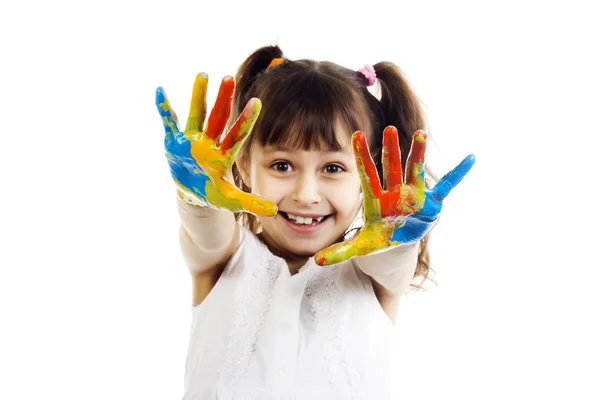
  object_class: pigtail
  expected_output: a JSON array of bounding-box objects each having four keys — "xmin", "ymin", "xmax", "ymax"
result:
[
  {"xmin": 231, "ymin": 45, "xmax": 283, "ymax": 122},
  {"xmin": 372, "ymin": 62, "xmax": 427, "ymax": 175},
  {"xmin": 372, "ymin": 62, "xmax": 437, "ymax": 291},
  {"xmin": 230, "ymin": 45, "xmax": 284, "ymax": 233}
]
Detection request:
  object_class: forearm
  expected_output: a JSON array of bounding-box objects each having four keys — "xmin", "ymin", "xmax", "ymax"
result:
[
  {"xmin": 177, "ymin": 196, "xmax": 234, "ymax": 243},
  {"xmin": 354, "ymin": 243, "xmax": 419, "ymax": 295},
  {"xmin": 176, "ymin": 196, "xmax": 238, "ymax": 273}
]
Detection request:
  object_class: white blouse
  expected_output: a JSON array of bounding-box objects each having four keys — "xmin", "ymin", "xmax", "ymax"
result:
[{"xmin": 183, "ymin": 226, "xmax": 395, "ymax": 400}]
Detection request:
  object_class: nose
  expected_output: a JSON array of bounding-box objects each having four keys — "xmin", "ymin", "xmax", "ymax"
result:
[{"xmin": 292, "ymin": 173, "xmax": 321, "ymax": 205}]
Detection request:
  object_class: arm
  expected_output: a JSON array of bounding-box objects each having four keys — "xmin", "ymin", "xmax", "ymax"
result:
[
  {"xmin": 315, "ymin": 127, "xmax": 474, "ymax": 322},
  {"xmin": 354, "ymin": 243, "xmax": 419, "ymax": 295},
  {"xmin": 156, "ymin": 74, "xmax": 277, "ymax": 305},
  {"xmin": 354, "ymin": 244, "xmax": 419, "ymax": 324},
  {"xmin": 176, "ymin": 197, "xmax": 239, "ymax": 276},
  {"xmin": 156, "ymin": 75, "xmax": 276, "ymax": 274}
]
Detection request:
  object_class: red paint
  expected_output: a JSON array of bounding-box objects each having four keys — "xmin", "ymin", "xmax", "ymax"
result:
[
  {"xmin": 353, "ymin": 131, "xmax": 383, "ymax": 197},
  {"xmin": 205, "ymin": 76, "xmax": 235, "ymax": 140},
  {"xmin": 406, "ymin": 130, "xmax": 427, "ymax": 186},
  {"xmin": 220, "ymin": 99, "xmax": 253, "ymax": 152},
  {"xmin": 220, "ymin": 109, "xmax": 243, "ymax": 151},
  {"xmin": 353, "ymin": 127, "xmax": 423, "ymax": 219},
  {"xmin": 382, "ymin": 126, "xmax": 403, "ymax": 188},
  {"xmin": 314, "ymin": 253, "xmax": 326, "ymax": 265}
]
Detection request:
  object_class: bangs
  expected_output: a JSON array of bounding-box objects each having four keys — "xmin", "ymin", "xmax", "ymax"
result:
[{"xmin": 251, "ymin": 65, "xmax": 368, "ymax": 151}]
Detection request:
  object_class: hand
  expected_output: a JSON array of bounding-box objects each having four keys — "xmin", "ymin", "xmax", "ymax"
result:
[
  {"xmin": 314, "ymin": 126, "xmax": 475, "ymax": 266},
  {"xmin": 155, "ymin": 73, "xmax": 277, "ymax": 216}
]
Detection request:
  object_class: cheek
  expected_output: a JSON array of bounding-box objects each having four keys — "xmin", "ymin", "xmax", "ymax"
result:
[
  {"xmin": 251, "ymin": 170, "xmax": 285, "ymax": 202},
  {"xmin": 326, "ymin": 178, "xmax": 361, "ymax": 215}
]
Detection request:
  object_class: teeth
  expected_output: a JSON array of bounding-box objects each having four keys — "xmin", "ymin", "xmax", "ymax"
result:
[{"xmin": 286, "ymin": 213, "xmax": 324, "ymax": 225}]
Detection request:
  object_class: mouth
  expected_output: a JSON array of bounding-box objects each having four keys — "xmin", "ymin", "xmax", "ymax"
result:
[{"xmin": 278, "ymin": 211, "xmax": 332, "ymax": 232}]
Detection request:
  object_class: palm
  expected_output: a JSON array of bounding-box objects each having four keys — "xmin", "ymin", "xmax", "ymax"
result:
[
  {"xmin": 314, "ymin": 126, "xmax": 475, "ymax": 266},
  {"xmin": 156, "ymin": 73, "xmax": 277, "ymax": 216}
]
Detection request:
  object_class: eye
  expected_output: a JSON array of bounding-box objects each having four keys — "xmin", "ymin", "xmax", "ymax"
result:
[
  {"xmin": 324, "ymin": 164, "xmax": 345, "ymax": 173},
  {"xmin": 271, "ymin": 161, "xmax": 292, "ymax": 172}
]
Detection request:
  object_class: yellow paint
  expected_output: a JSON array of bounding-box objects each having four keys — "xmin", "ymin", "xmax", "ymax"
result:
[
  {"xmin": 185, "ymin": 73, "xmax": 209, "ymax": 135},
  {"xmin": 316, "ymin": 220, "xmax": 399, "ymax": 265},
  {"xmin": 414, "ymin": 130, "xmax": 426, "ymax": 143}
]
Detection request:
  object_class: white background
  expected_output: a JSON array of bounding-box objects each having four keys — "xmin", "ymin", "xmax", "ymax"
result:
[{"xmin": 1, "ymin": 0, "xmax": 598, "ymax": 399}]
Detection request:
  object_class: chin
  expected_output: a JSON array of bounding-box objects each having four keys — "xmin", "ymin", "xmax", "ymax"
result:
[
  {"xmin": 285, "ymin": 243, "xmax": 321, "ymax": 257},
  {"xmin": 283, "ymin": 237, "xmax": 334, "ymax": 258}
]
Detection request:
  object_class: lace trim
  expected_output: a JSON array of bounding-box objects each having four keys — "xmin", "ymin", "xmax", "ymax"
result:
[
  {"xmin": 217, "ymin": 246, "xmax": 281, "ymax": 385},
  {"xmin": 305, "ymin": 266, "xmax": 360, "ymax": 391},
  {"xmin": 183, "ymin": 385, "xmax": 375, "ymax": 400}
]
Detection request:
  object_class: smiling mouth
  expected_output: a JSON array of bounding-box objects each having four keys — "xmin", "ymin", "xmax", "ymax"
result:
[{"xmin": 279, "ymin": 212, "xmax": 331, "ymax": 227}]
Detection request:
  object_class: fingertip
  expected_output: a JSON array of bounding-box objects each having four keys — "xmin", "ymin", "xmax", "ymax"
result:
[
  {"xmin": 460, "ymin": 154, "xmax": 477, "ymax": 172},
  {"xmin": 253, "ymin": 200, "xmax": 278, "ymax": 217},
  {"xmin": 352, "ymin": 131, "xmax": 366, "ymax": 147},
  {"xmin": 414, "ymin": 129, "xmax": 427, "ymax": 143},
  {"xmin": 266, "ymin": 202, "xmax": 278, "ymax": 216},
  {"xmin": 352, "ymin": 130, "xmax": 362, "ymax": 139},
  {"xmin": 155, "ymin": 87, "xmax": 171, "ymax": 114},
  {"xmin": 155, "ymin": 86, "xmax": 165, "ymax": 102},
  {"xmin": 244, "ymin": 98, "xmax": 262, "ymax": 118},
  {"xmin": 314, "ymin": 252, "xmax": 326, "ymax": 266},
  {"xmin": 194, "ymin": 73, "xmax": 209, "ymax": 89},
  {"xmin": 221, "ymin": 75, "xmax": 235, "ymax": 90},
  {"xmin": 384, "ymin": 126, "xmax": 398, "ymax": 137},
  {"xmin": 383, "ymin": 126, "xmax": 400, "ymax": 148}
]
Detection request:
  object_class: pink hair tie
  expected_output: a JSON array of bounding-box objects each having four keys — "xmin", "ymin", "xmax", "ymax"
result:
[{"xmin": 358, "ymin": 64, "xmax": 376, "ymax": 86}]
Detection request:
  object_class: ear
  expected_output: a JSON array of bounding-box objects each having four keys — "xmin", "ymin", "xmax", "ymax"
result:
[{"xmin": 235, "ymin": 155, "xmax": 252, "ymax": 190}]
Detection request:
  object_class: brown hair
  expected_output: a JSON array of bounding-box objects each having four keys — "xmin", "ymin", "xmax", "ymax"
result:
[{"xmin": 228, "ymin": 45, "xmax": 437, "ymax": 291}]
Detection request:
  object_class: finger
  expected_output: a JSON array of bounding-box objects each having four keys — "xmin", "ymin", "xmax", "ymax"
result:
[
  {"xmin": 184, "ymin": 73, "xmax": 208, "ymax": 134},
  {"xmin": 405, "ymin": 130, "xmax": 427, "ymax": 189},
  {"xmin": 382, "ymin": 126, "xmax": 403, "ymax": 189},
  {"xmin": 220, "ymin": 98, "xmax": 262, "ymax": 160},
  {"xmin": 432, "ymin": 154, "xmax": 476, "ymax": 201},
  {"xmin": 314, "ymin": 221, "xmax": 393, "ymax": 266},
  {"xmin": 155, "ymin": 87, "xmax": 180, "ymax": 137},
  {"xmin": 314, "ymin": 240, "xmax": 362, "ymax": 266},
  {"xmin": 205, "ymin": 75, "xmax": 235, "ymax": 141},
  {"xmin": 207, "ymin": 178, "xmax": 278, "ymax": 217},
  {"xmin": 353, "ymin": 131, "xmax": 383, "ymax": 220},
  {"xmin": 353, "ymin": 131, "xmax": 383, "ymax": 197}
]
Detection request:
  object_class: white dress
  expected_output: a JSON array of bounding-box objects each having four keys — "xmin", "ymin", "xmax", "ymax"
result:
[{"xmin": 183, "ymin": 226, "xmax": 395, "ymax": 400}]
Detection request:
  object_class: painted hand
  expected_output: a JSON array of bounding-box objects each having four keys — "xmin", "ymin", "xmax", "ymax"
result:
[
  {"xmin": 314, "ymin": 126, "xmax": 475, "ymax": 266},
  {"xmin": 155, "ymin": 73, "xmax": 277, "ymax": 216}
]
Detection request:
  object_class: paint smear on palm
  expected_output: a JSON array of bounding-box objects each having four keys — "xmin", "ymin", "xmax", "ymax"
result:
[
  {"xmin": 159, "ymin": 78, "xmax": 275, "ymax": 216},
  {"xmin": 187, "ymin": 100, "xmax": 275, "ymax": 214},
  {"xmin": 354, "ymin": 130, "xmax": 420, "ymax": 221},
  {"xmin": 315, "ymin": 220, "xmax": 397, "ymax": 266},
  {"xmin": 315, "ymin": 129, "xmax": 428, "ymax": 266}
]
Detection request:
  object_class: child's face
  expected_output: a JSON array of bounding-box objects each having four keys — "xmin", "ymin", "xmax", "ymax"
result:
[{"xmin": 240, "ymin": 132, "xmax": 362, "ymax": 259}]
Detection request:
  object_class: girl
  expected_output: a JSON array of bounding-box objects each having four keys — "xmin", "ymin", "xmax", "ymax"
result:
[{"xmin": 156, "ymin": 45, "xmax": 475, "ymax": 399}]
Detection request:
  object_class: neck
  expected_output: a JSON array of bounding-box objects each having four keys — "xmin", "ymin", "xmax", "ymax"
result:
[{"xmin": 258, "ymin": 232, "xmax": 310, "ymax": 275}]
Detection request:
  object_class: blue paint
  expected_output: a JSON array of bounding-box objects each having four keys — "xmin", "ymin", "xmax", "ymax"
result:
[
  {"xmin": 156, "ymin": 86, "xmax": 210, "ymax": 203},
  {"xmin": 391, "ymin": 154, "xmax": 476, "ymax": 244}
]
